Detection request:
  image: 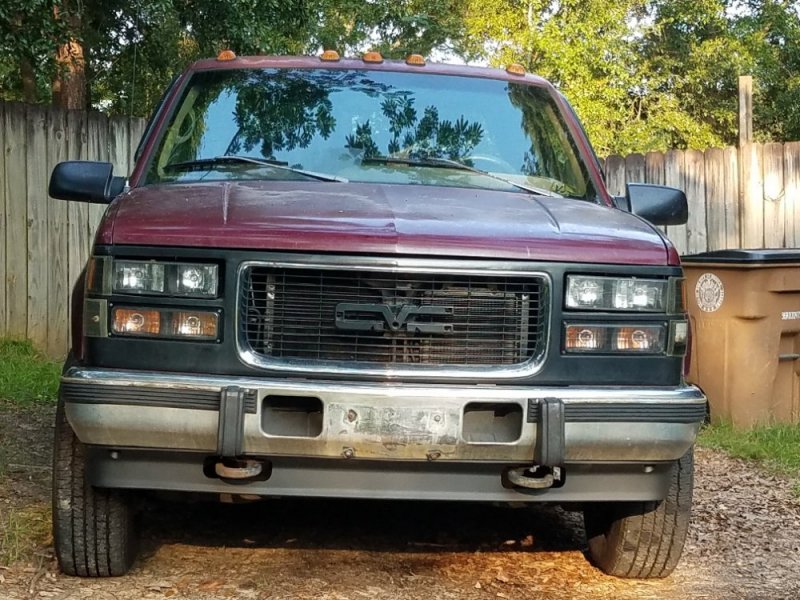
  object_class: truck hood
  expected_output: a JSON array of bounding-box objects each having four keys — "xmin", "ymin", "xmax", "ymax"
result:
[{"xmin": 100, "ymin": 181, "xmax": 670, "ymax": 265}]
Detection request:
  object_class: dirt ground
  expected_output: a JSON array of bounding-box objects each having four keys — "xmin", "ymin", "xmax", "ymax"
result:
[{"xmin": 1, "ymin": 402, "xmax": 799, "ymax": 600}]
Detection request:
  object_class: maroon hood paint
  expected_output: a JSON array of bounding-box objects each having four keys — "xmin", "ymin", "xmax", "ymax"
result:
[{"xmin": 97, "ymin": 181, "xmax": 670, "ymax": 265}]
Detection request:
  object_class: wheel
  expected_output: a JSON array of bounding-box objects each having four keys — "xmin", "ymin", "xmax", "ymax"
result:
[
  {"xmin": 583, "ymin": 448, "xmax": 693, "ymax": 578},
  {"xmin": 52, "ymin": 392, "xmax": 138, "ymax": 576}
]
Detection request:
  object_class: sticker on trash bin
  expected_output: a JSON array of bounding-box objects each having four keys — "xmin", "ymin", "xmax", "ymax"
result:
[
  {"xmin": 695, "ymin": 273, "xmax": 724, "ymax": 312},
  {"xmin": 781, "ymin": 311, "xmax": 800, "ymax": 320}
]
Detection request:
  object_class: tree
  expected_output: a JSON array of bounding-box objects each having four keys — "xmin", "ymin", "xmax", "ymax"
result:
[{"xmin": 0, "ymin": 0, "xmax": 68, "ymax": 103}]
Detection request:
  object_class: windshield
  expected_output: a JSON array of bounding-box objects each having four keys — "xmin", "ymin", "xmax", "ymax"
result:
[{"xmin": 144, "ymin": 68, "xmax": 596, "ymax": 199}]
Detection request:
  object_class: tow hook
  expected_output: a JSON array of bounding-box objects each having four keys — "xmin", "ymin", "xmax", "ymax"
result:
[
  {"xmin": 213, "ymin": 458, "xmax": 271, "ymax": 482},
  {"xmin": 507, "ymin": 465, "xmax": 560, "ymax": 489}
]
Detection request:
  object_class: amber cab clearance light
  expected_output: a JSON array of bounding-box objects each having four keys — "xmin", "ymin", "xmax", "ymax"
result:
[
  {"xmin": 216, "ymin": 49, "xmax": 237, "ymax": 61},
  {"xmin": 320, "ymin": 50, "xmax": 340, "ymax": 62},
  {"xmin": 405, "ymin": 54, "xmax": 426, "ymax": 66},
  {"xmin": 506, "ymin": 63, "xmax": 526, "ymax": 76},
  {"xmin": 362, "ymin": 51, "xmax": 384, "ymax": 64}
]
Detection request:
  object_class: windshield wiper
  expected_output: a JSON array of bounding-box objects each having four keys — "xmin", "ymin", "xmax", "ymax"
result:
[
  {"xmin": 164, "ymin": 155, "xmax": 348, "ymax": 183},
  {"xmin": 361, "ymin": 155, "xmax": 562, "ymax": 197}
]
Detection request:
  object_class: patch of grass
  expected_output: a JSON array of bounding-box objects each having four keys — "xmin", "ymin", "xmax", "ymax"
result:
[
  {"xmin": 699, "ymin": 422, "xmax": 800, "ymax": 487},
  {"xmin": 0, "ymin": 503, "xmax": 51, "ymax": 566},
  {"xmin": 0, "ymin": 339, "xmax": 61, "ymax": 405}
]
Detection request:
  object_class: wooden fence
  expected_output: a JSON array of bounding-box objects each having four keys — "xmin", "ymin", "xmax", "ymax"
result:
[
  {"xmin": 603, "ymin": 144, "xmax": 800, "ymax": 254},
  {"xmin": 1, "ymin": 99, "xmax": 799, "ymax": 357},
  {"xmin": 0, "ymin": 102, "xmax": 145, "ymax": 358}
]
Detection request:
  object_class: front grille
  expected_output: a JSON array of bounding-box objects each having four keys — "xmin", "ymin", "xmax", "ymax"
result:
[{"xmin": 239, "ymin": 265, "xmax": 547, "ymax": 367}]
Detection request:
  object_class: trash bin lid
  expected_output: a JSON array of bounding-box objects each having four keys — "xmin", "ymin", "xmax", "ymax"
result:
[{"xmin": 681, "ymin": 249, "xmax": 800, "ymax": 264}]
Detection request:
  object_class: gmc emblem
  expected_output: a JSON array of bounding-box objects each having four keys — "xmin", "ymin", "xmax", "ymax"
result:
[{"xmin": 334, "ymin": 303, "xmax": 455, "ymax": 334}]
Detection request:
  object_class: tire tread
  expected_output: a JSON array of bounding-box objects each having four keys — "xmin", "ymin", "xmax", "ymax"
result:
[
  {"xmin": 585, "ymin": 449, "xmax": 694, "ymax": 579},
  {"xmin": 52, "ymin": 395, "xmax": 137, "ymax": 577}
]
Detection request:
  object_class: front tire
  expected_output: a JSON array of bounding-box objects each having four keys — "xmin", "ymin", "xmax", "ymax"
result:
[
  {"xmin": 52, "ymin": 394, "xmax": 138, "ymax": 576},
  {"xmin": 583, "ymin": 449, "xmax": 694, "ymax": 578}
]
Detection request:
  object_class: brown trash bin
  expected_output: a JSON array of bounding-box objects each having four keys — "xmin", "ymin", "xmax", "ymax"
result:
[{"xmin": 682, "ymin": 249, "xmax": 800, "ymax": 428}]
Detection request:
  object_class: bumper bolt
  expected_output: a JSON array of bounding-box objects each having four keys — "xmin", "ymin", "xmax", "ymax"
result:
[
  {"xmin": 347, "ymin": 409, "xmax": 358, "ymax": 422},
  {"xmin": 342, "ymin": 447, "xmax": 355, "ymax": 459},
  {"xmin": 426, "ymin": 450, "xmax": 442, "ymax": 461}
]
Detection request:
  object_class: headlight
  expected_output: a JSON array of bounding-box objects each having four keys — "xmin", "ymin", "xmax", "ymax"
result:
[
  {"xmin": 174, "ymin": 264, "xmax": 218, "ymax": 296},
  {"xmin": 113, "ymin": 261, "xmax": 165, "ymax": 294},
  {"xmin": 113, "ymin": 261, "xmax": 218, "ymax": 298},
  {"xmin": 565, "ymin": 276, "xmax": 670, "ymax": 312}
]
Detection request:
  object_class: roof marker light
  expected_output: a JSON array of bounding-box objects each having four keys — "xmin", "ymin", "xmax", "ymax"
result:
[
  {"xmin": 216, "ymin": 50, "xmax": 237, "ymax": 61},
  {"xmin": 320, "ymin": 50, "xmax": 340, "ymax": 62},
  {"xmin": 362, "ymin": 51, "xmax": 384, "ymax": 64},
  {"xmin": 405, "ymin": 54, "xmax": 426, "ymax": 66},
  {"xmin": 506, "ymin": 63, "xmax": 526, "ymax": 76}
]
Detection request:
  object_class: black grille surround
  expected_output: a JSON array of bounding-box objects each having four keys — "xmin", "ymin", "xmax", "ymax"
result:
[{"xmin": 238, "ymin": 264, "xmax": 549, "ymax": 369}]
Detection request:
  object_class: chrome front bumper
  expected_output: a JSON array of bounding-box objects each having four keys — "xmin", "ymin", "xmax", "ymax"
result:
[{"xmin": 62, "ymin": 367, "xmax": 706, "ymax": 464}]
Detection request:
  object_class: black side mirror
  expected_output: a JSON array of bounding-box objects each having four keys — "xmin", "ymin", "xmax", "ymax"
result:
[
  {"xmin": 615, "ymin": 183, "xmax": 688, "ymax": 226},
  {"xmin": 49, "ymin": 161, "xmax": 125, "ymax": 204}
]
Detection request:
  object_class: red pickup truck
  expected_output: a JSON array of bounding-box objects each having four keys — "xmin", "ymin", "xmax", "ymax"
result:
[{"xmin": 49, "ymin": 52, "xmax": 705, "ymax": 579}]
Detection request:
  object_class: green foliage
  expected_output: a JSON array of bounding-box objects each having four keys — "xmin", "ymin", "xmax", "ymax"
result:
[
  {"xmin": 0, "ymin": 339, "xmax": 60, "ymax": 406},
  {"xmin": 461, "ymin": 0, "xmax": 800, "ymax": 154},
  {"xmin": 0, "ymin": 0, "xmax": 68, "ymax": 101}
]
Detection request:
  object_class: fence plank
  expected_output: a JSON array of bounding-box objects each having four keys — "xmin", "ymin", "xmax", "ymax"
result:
[
  {"xmin": 723, "ymin": 147, "xmax": 740, "ymax": 248},
  {"xmin": 785, "ymin": 142, "xmax": 800, "ymax": 247},
  {"xmin": 87, "ymin": 112, "xmax": 109, "ymax": 245},
  {"xmin": 741, "ymin": 142, "xmax": 764, "ymax": 248},
  {"xmin": 128, "ymin": 118, "xmax": 147, "ymax": 173},
  {"xmin": 0, "ymin": 102, "xmax": 5, "ymax": 336},
  {"xmin": 645, "ymin": 152, "xmax": 665, "ymax": 186},
  {"xmin": 763, "ymin": 142, "xmax": 785, "ymax": 247},
  {"xmin": 66, "ymin": 110, "xmax": 89, "ymax": 323},
  {"xmin": 665, "ymin": 150, "xmax": 687, "ymax": 254},
  {"xmin": 25, "ymin": 106, "xmax": 49, "ymax": 348},
  {"xmin": 605, "ymin": 155, "xmax": 626, "ymax": 197},
  {"xmin": 109, "ymin": 116, "xmax": 130, "ymax": 180},
  {"xmin": 625, "ymin": 153, "xmax": 646, "ymax": 184},
  {"xmin": 685, "ymin": 150, "xmax": 708, "ymax": 254},
  {"xmin": 47, "ymin": 108, "xmax": 69, "ymax": 358},
  {"xmin": 4, "ymin": 103, "xmax": 28, "ymax": 338},
  {"xmin": 705, "ymin": 148, "xmax": 726, "ymax": 251}
]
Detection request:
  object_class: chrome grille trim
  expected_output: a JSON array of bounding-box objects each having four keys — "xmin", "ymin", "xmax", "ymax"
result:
[{"xmin": 235, "ymin": 256, "xmax": 551, "ymax": 379}]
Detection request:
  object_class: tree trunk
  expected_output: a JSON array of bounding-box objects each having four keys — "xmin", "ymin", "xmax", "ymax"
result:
[{"xmin": 52, "ymin": 5, "xmax": 86, "ymax": 110}]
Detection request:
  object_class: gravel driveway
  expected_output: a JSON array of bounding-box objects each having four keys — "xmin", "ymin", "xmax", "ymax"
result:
[{"xmin": 1, "ymin": 405, "xmax": 798, "ymax": 599}]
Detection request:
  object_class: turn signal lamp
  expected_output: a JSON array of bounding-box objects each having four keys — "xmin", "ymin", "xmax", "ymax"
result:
[
  {"xmin": 506, "ymin": 63, "xmax": 526, "ymax": 76},
  {"xmin": 564, "ymin": 323, "xmax": 666, "ymax": 354},
  {"xmin": 405, "ymin": 54, "xmax": 426, "ymax": 66},
  {"xmin": 112, "ymin": 308, "xmax": 161, "ymax": 336},
  {"xmin": 363, "ymin": 51, "xmax": 384, "ymax": 64},
  {"xmin": 216, "ymin": 50, "xmax": 237, "ymax": 61},
  {"xmin": 111, "ymin": 307, "xmax": 219, "ymax": 340},
  {"xmin": 320, "ymin": 50, "xmax": 340, "ymax": 62}
]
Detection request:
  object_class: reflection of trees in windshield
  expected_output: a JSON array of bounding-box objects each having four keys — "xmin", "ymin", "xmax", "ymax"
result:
[
  {"xmin": 346, "ymin": 96, "xmax": 484, "ymax": 162},
  {"xmin": 168, "ymin": 70, "xmax": 397, "ymax": 162},
  {"xmin": 226, "ymin": 70, "xmax": 338, "ymax": 157},
  {"xmin": 509, "ymin": 85, "xmax": 578, "ymax": 187}
]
